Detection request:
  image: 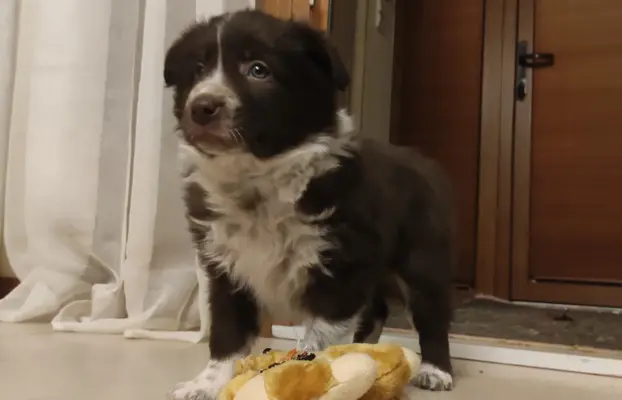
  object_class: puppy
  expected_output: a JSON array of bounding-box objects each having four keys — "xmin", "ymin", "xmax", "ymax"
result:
[{"xmin": 164, "ymin": 10, "xmax": 455, "ymax": 399}]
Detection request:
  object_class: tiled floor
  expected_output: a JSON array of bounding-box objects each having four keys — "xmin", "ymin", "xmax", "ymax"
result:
[{"xmin": 1, "ymin": 323, "xmax": 621, "ymax": 400}]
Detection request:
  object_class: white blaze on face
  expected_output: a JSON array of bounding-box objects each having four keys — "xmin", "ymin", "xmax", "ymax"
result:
[{"xmin": 185, "ymin": 20, "xmax": 240, "ymax": 118}]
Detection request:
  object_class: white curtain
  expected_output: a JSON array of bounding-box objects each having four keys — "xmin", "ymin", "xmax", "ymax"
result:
[{"xmin": 0, "ymin": 0, "xmax": 253, "ymax": 341}]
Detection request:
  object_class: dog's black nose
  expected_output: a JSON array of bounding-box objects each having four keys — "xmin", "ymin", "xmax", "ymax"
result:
[{"xmin": 190, "ymin": 95, "xmax": 224, "ymax": 126}]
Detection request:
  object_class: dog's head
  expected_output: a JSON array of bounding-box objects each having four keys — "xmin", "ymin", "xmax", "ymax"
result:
[{"xmin": 164, "ymin": 10, "xmax": 349, "ymax": 159}]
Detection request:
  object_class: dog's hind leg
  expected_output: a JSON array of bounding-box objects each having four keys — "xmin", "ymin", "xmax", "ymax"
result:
[{"xmin": 398, "ymin": 244, "xmax": 454, "ymax": 392}]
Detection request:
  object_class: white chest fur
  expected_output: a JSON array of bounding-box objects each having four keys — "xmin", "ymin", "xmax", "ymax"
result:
[
  {"xmin": 180, "ymin": 112, "xmax": 356, "ymax": 320},
  {"xmin": 182, "ymin": 152, "xmax": 337, "ymax": 320},
  {"xmin": 207, "ymin": 189, "xmax": 330, "ymax": 320}
]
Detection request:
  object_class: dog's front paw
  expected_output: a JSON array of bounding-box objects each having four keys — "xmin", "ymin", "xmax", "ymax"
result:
[
  {"xmin": 413, "ymin": 363, "xmax": 453, "ymax": 391},
  {"xmin": 169, "ymin": 359, "xmax": 235, "ymax": 400},
  {"xmin": 168, "ymin": 379, "xmax": 221, "ymax": 400}
]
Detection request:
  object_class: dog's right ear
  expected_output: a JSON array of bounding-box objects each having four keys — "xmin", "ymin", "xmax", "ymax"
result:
[
  {"xmin": 164, "ymin": 31, "xmax": 191, "ymax": 87},
  {"xmin": 291, "ymin": 22, "xmax": 350, "ymax": 92},
  {"xmin": 164, "ymin": 19, "xmax": 221, "ymax": 87}
]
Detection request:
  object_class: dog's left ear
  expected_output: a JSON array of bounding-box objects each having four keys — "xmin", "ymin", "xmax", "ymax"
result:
[
  {"xmin": 296, "ymin": 24, "xmax": 350, "ymax": 91},
  {"xmin": 164, "ymin": 17, "xmax": 223, "ymax": 88},
  {"xmin": 164, "ymin": 24, "xmax": 203, "ymax": 88}
]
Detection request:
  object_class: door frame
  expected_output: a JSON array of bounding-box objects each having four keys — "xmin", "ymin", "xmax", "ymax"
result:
[
  {"xmin": 483, "ymin": 0, "xmax": 521, "ymax": 301},
  {"xmin": 475, "ymin": 0, "xmax": 512, "ymax": 298},
  {"xmin": 508, "ymin": 0, "xmax": 622, "ymax": 307},
  {"xmin": 389, "ymin": 0, "xmax": 511, "ymax": 296}
]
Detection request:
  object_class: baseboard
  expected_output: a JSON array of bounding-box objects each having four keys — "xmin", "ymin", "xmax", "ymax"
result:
[
  {"xmin": 0, "ymin": 277, "xmax": 19, "ymax": 299},
  {"xmin": 260, "ymin": 315, "xmax": 275, "ymax": 338},
  {"xmin": 271, "ymin": 324, "xmax": 622, "ymax": 378}
]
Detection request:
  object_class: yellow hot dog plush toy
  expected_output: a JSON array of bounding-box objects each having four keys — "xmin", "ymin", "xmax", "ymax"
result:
[{"xmin": 218, "ymin": 343, "xmax": 420, "ymax": 400}]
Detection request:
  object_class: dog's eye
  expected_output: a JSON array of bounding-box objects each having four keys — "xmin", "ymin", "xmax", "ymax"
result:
[{"xmin": 248, "ymin": 61, "xmax": 270, "ymax": 80}]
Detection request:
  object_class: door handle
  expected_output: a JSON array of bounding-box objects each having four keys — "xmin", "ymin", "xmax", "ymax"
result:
[
  {"xmin": 516, "ymin": 40, "xmax": 556, "ymax": 101},
  {"xmin": 519, "ymin": 53, "xmax": 555, "ymax": 68}
]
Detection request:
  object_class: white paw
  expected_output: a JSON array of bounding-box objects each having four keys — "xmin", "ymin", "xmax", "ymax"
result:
[
  {"xmin": 169, "ymin": 359, "xmax": 235, "ymax": 400},
  {"xmin": 413, "ymin": 363, "xmax": 453, "ymax": 391},
  {"xmin": 169, "ymin": 379, "xmax": 220, "ymax": 400}
]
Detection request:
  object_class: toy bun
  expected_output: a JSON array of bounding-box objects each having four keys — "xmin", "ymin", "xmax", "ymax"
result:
[{"xmin": 319, "ymin": 353, "xmax": 377, "ymax": 400}]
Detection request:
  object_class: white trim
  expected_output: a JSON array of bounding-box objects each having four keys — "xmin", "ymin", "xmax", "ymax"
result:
[
  {"xmin": 271, "ymin": 325, "xmax": 622, "ymax": 378},
  {"xmin": 512, "ymin": 300, "xmax": 622, "ymax": 314},
  {"xmin": 475, "ymin": 294, "xmax": 622, "ymax": 314},
  {"xmin": 350, "ymin": 0, "xmax": 396, "ymax": 144},
  {"xmin": 348, "ymin": 0, "xmax": 368, "ymax": 132}
]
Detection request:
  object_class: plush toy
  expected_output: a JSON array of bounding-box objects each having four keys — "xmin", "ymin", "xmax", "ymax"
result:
[{"xmin": 218, "ymin": 343, "xmax": 421, "ymax": 400}]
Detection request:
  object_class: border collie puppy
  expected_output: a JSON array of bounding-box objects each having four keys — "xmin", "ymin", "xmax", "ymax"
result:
[{"xmin": 164, "ymin": 9, "xmax": 455, "ymax": 399}]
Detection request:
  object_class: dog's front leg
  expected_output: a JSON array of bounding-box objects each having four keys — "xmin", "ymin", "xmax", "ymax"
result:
[{"xmin": 170, "ymin": 268, "xmax": 259, "ymax": 400}]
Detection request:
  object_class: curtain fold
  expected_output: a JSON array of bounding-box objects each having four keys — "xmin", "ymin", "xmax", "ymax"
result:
[{"xmin": 0, "ymin": 0, "xmax": 253, "ymax": 341}]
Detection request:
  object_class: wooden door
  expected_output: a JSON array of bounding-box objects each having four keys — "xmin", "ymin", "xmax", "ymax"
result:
[
  {"xmin": 512, "ymin": 0, "xmax": 622, "ymax": 306},
  {"xmin": 257, "ymin": 0, "xmax": 330, "ymax": 31},
  {"xmin": 392, "ymin": 0, "xmax": 485, "ymax": 286}
]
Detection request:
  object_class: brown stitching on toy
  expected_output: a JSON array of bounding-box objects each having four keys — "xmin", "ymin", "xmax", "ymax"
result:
[{"xmin": 259, "ymin": 349, "xmax": 317, "ymax": 373}]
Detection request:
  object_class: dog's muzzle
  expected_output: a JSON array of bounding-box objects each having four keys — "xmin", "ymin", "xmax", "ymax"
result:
[
  {"xmin": 181, "ymin": 94, "xmax": 237, "ymax": 149},
  {"xmin": 190, "ymin": 94, "xmax": 224, "ymax": 126}
]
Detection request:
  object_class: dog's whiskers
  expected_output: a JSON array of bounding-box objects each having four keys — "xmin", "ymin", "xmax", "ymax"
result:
[{"xmin": 228, "ymin": 128, "xmax": 245, "ymax": 145}]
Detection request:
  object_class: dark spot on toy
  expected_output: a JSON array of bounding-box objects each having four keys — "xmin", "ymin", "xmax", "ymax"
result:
[
  {"xmin": 297, "ymin": 352, "xmax": 316, "ymax": 361},
  {"xmin": 258, "ymin": 349, "xmax": 317, "ymax": 373}
]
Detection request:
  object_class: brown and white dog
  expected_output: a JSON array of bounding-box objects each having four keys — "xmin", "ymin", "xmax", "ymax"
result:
[{"xmin": 164, "ymin": 9, "xmax": 455, "ymax": 399}]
